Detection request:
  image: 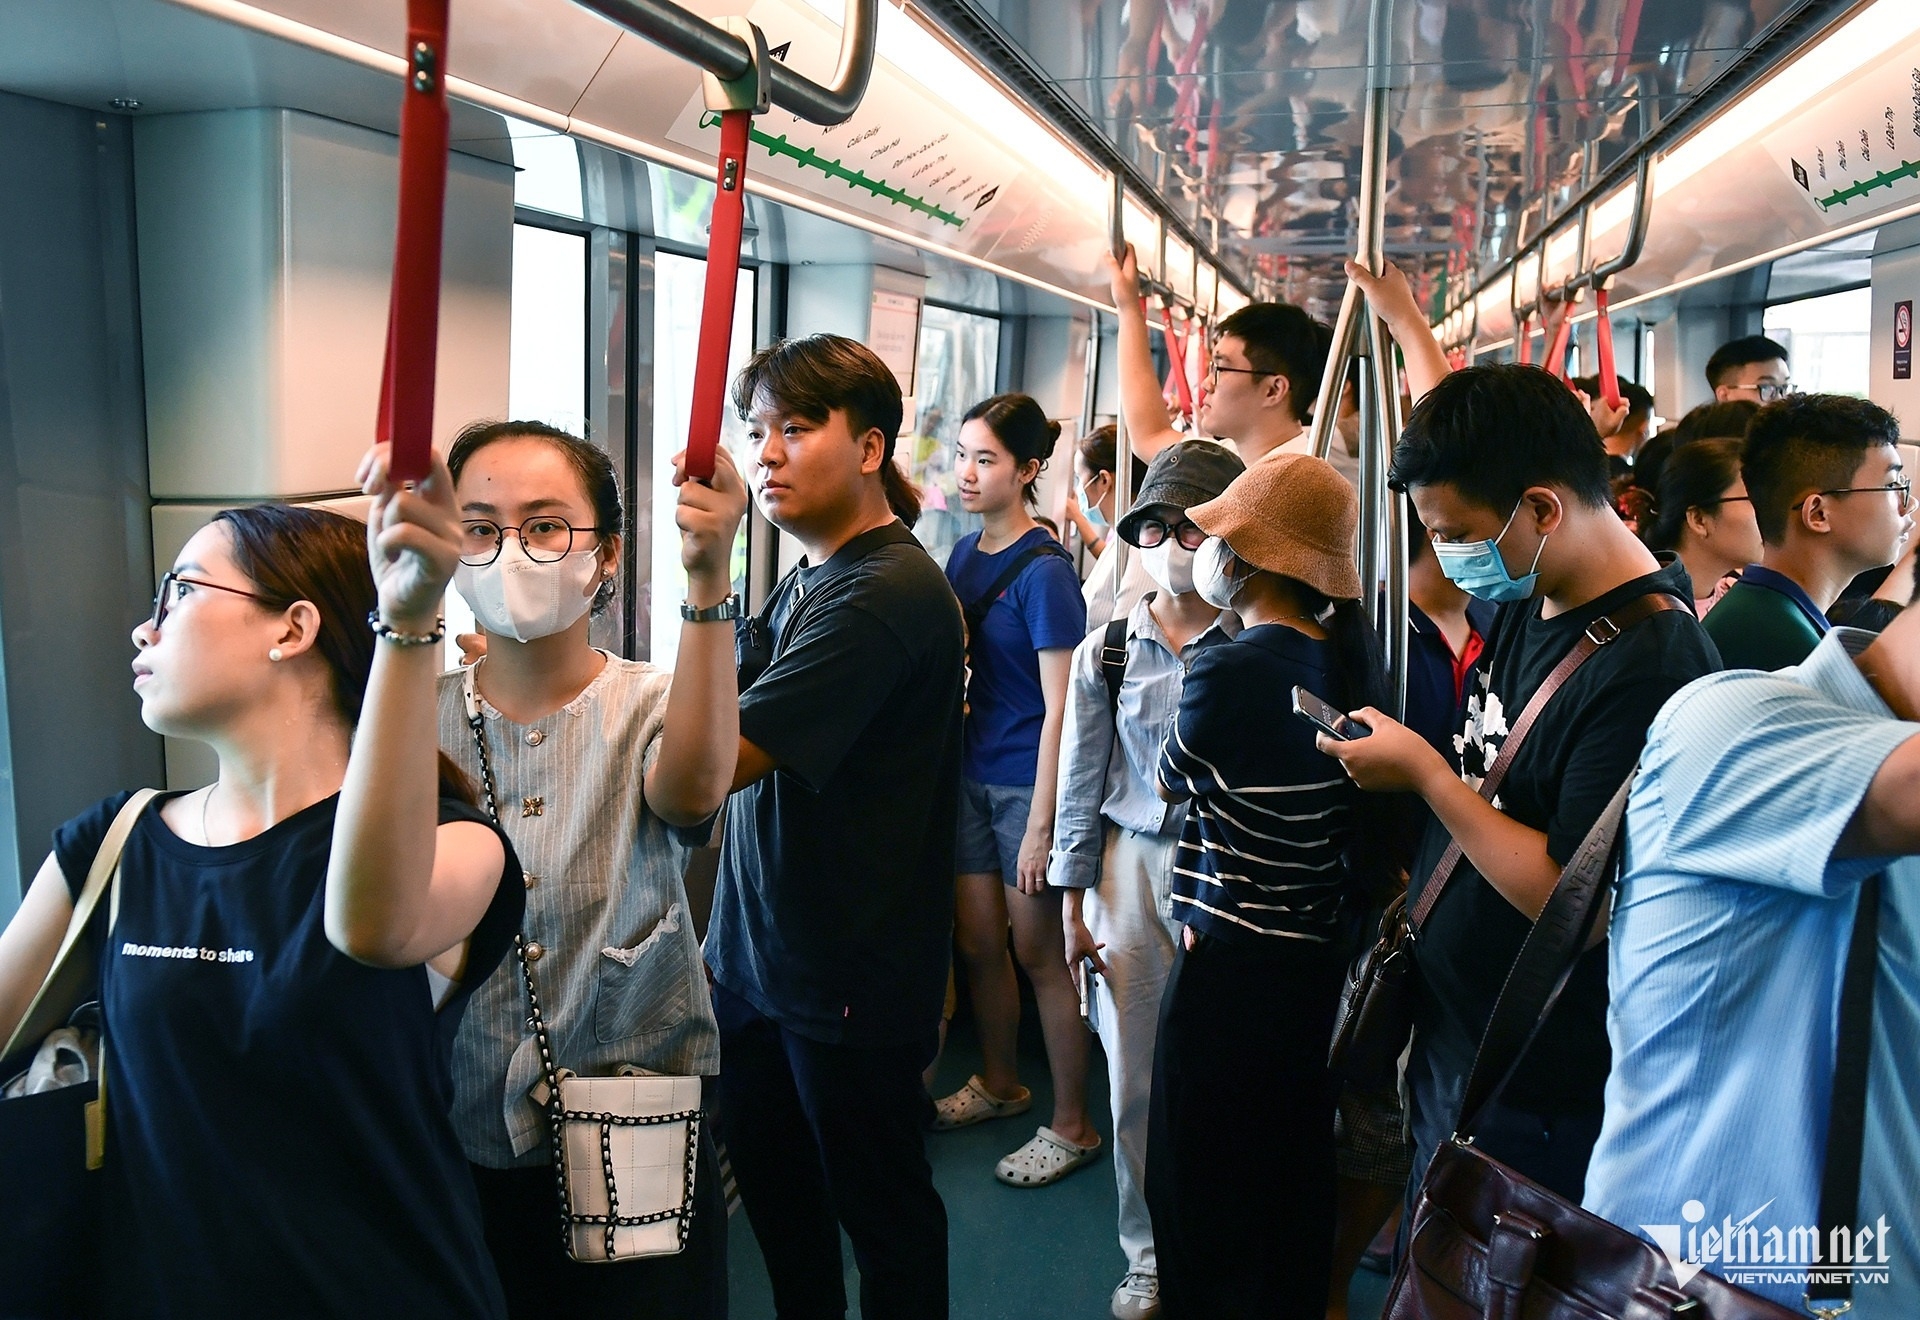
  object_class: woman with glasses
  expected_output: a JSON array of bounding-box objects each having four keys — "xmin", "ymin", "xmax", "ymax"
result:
[
  {"xmin": 1053, "ymin": 440, "xmax": 1244, "ymax": 1320},
  {"xmin": 936, "ymin": 394, "xmax": 1102, "ymax": 1188},
  {"xmin": 437, "ymin": 419, "xmax": 747, "ymax": 1318},
  {"xmin": 0, "ymin": 459, "xmax": 522, "ymax": 1315},
  {"xmin": 1641, "ymin": 437, "xmax": 1765, "ymax": 617}
]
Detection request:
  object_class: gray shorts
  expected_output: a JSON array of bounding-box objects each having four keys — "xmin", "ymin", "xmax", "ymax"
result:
[{"xmin": 955, "ymin": 778, "xmax": 1035, "ymax": 883}]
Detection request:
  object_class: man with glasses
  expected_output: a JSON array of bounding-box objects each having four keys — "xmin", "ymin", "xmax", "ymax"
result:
[
  {"xmin": 1103, "ymin": 246, "xmax": 1329, "ymax": 467},
  {"xmin": 1706, "ymin": 334, "xmax": 1794, "ymax": 404},
  {"xmin": 1705, "ymin": 395, "xmax": 1914, "ymax": 671}
]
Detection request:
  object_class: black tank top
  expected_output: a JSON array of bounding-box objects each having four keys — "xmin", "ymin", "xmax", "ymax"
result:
[{"xmin": 54, "ymin": 790, "xmax": 522, "ymax": 1318}]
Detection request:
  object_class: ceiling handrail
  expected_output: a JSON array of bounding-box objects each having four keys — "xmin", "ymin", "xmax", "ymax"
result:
[{"xmin": 572, "ymin": 0, "xmax": 876, "ymax": 125}]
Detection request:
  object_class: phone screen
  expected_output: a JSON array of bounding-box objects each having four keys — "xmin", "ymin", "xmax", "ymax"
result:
[{"xmin": 1291, "ymin": 686, "xmax": 1371, "ymax": 740}]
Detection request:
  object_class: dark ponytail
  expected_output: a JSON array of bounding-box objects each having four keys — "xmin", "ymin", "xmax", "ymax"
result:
[
  {"xmin": 882, "ymin": 455, "xmax": 923, "ymax": 529},
  {"xmin": 964, "ymin": 393, "xmax": 1062, "ymax": 509},
  {"xmin": 215, "ymin": 503, "xmax": 477, "ymax": 806}
]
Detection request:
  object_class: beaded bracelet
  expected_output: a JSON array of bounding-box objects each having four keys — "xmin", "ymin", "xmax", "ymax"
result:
[{"xmin": 368, "ymin": 610, "xmax": 446, "ymax": 646}]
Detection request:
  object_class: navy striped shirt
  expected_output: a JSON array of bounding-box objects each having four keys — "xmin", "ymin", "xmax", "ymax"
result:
[{"xmin": 1157, "ymin": 623, "xmax": 1361, "ymax": 942}]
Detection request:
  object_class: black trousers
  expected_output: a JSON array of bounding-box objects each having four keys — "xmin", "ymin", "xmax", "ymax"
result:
[
  {"xmin": 469, "ymin": 1122, "xmax": 727, "ymax": 1320},
  {"xmin": 1145, "ymin": 928, "xmax": 1347, "ymax": 1320},
  {"xmin": 713, "ymin": 983, "xmax": 948, "ymax": 1320}
]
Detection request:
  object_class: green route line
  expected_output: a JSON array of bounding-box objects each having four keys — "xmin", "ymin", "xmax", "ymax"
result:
[
  {"xmin": 1819, "ymin": 158, "xmax": 1920, "ymax": 210},
  {"xmin": 701, "ymin": 112, "xmax": 966, "ymax": 228}
]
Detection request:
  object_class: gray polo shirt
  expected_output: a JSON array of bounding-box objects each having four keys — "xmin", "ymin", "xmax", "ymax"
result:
[{"xmin": 439, "ymin": 655, "xmax": 721, "ymax": 1167}]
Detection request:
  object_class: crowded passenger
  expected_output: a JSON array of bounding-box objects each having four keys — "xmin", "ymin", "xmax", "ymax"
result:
[
  {"xmin": 1052, "ymin": 439, "xmax": 1245, "ymax": 1320},
  {"xmin": 437, "ymin": 420, "xmax": 747, "ymax": 1316},
  {"xmin": 1068, "ymin": 422, "xmax": 1154, "ymax": 631},
  {"xmin": 1318, "ymin": 281, "xmax": 1721, "ymax": 1217},
  {"xmin": 1584, "ymin": 578, "xmax": 1920, "ymax": 1318},
  {"xmin": 1706, "ymin": 333, "xmax": 1794, "ymax": 403},
  {"xmin": 1640, "ymin": 437, "xmax": 1764, "ymax": 617},
  {"xmin": 1149, "ymin": 452, "xmax": 1392, "ymax": 1319},
  {"xmin": 937, "ymin": 394, "xmax": 1102, "ymax": 1186},
  {"xmin": 1572, "ymin": 374, "xmax": 1655, "ymax": 477},
  {"xmin": 1703, "ymin": 395, "xmax": 1912, "ymax": 670},
  {"xmin": 1104, "ymin": 242, "xmax": 1330, "ymax": 467},
  {"xmin": 706, "ymin": 334, "xmax": 964, "ymax": 1319},
  {"xmin": 0, "ymin": 465, "xmax": 522, "ymax": 1316}
]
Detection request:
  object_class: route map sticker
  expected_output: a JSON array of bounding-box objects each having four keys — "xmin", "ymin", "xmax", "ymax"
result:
[{"xmin": 1764, "ymin": 47, "xmax": 1920, "ymax": 223}]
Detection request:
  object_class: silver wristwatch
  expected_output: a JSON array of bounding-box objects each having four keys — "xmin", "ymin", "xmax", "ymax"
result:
[{"xmin": 680, "ymin": 593, "xmax": 743, "ymax": 623}]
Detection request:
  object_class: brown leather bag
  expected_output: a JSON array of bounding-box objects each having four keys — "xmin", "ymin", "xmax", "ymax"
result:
[
  {"xmin": 1328, "ymin": 593, "xmax": 1686, "ymax": 1091},
  {"xmin": 1382, "ymin": 778, "xmax": 1807, "ymax": 1320}
]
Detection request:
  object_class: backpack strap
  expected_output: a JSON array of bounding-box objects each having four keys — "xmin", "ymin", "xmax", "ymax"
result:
[
  {"xmin": 1101, "ymin": 617, "xmax": 1130, "ymax": 719},
  {"xmin": 961, "ymin": 540, "xmax": 1073, "ymax": 639}
]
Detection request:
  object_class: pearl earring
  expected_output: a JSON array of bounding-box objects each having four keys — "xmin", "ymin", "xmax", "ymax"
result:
[{"xmin": 268, "ymin": 648, "xmax": 284, "ymax": 663}]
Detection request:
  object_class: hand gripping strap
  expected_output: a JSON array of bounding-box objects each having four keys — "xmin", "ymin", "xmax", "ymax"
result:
[
  {"xmin": 377, "ymin": 0, "xmax": 452, "ymax": 482},
  {"xmin": 1408, "ymin": 592, "xmax": 1686, "ymax": 935}
]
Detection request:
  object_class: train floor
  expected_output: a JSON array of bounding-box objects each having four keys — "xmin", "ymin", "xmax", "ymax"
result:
[{"xmin": 723, "ymin": 1004, "xmax": 1393, "ymax": 1319}]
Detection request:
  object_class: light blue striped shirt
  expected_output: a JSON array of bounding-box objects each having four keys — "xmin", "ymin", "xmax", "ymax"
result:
[
  {"xmin": 1584, "ymin": 628, "xmax": 1920, "ymax": 1315},
  {"xmin": 1047, "ymin": 593, "xmax": 1238, "ymax": 889}
]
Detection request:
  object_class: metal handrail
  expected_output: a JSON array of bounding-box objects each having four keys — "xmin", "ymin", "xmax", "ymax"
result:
[{"xmin": 573, "ymin": 0, "xmax": 877, "ymax": 125}]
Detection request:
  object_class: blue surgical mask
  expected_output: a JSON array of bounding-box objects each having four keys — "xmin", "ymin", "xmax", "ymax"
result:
[
  {"xmin": 1431, "ymin": 500, "xmax": 1548, "ymax": 603},
  {"xmin": 1079, "ymin": 480, "xmax": 1108, "ymax": 529}
]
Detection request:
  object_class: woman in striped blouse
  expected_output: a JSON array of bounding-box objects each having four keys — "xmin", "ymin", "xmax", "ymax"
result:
[{"xmin": 1148, "ymin": 453, "xmax": 1392, "ymax": 1319}]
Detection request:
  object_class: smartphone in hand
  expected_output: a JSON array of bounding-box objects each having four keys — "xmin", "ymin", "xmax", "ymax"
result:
[
  {"xmin": 1291, "ymin": 685, "xmax": 1371, "ymax": 741},
  {"xmin": 1078, "ymin": 957, "xmax": 1101, "ymax": 1034}
]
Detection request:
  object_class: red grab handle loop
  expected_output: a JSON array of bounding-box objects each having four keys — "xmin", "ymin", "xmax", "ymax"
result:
[
  {"xmin": 684, "ymin": 108, "xmax": 753, "ymax": 483},
  {"xmin": 1162, "ymin": 304, "xmax": 1194, "ymax": 422},
  {"xmin": 1516, "ymin": 314, "xmax": 1533, "ymax": 367},
  {"xmin": 378, "ymin": 0, "xmax": 452, "ymax": 483},
  {"xmin": 1594, "ymin": 286, "xmax": 1623, "ymax": 410},
  {"xmin": 1545, "ymin": 305, "xmax": 1574, "ymax": 382}
]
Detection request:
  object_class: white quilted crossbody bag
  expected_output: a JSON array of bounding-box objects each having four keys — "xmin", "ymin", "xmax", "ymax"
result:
[{"xmin": 465, "ymin": 669, "xmax": 702, "ymax": 1262}]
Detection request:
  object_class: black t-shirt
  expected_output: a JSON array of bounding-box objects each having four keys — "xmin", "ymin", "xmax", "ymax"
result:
[
  {"xmin": 708, "ymin": 521, "xmax": 966, "ymax": 1047},
  {"xmin": 53, "ymin": 789, "xmax": 522, "ymax": 1318},
  {"xmin": 1408, "ymin": 558, "xmax": 1721, "ymax": 1116}
]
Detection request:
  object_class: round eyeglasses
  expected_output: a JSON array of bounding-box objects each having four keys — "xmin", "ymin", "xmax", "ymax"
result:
[
  {"xmin": 459, "ymin": 517, "xmax": 608, "ymax": 567},
  {"xmin": 1131, "ymin": 517, "xmax": 1208, "ymax": 552}
]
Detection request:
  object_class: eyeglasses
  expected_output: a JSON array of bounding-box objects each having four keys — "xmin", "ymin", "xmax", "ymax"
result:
[
  {"xmin": 1790, "ymin": 478, "xmax": 1914, "ymax": 514},
  {"xmin": 1699, "ymin": 494, "xmax": 1753, "ymax": 507},
  {"xmin": 1731, "ymin": 382, "xmax": 1799, "ymax": 402},
  {"xmin": 1131, "ymin": 518, "xmax": 1208, "ymax": 551},
  {"xmin": 1205, "ymin": 363, "xmax": 1273, "ymax": 387},
  {"xmin": 150, "ymin": 572, "xmax": 281, "ymax": 630},
  {"xmin": 459, "ymin": 517, "xmax": 608, "ymax": 567}
]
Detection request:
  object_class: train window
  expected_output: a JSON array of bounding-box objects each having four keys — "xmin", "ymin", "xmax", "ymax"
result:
[
  {"xmin": 1763, "ymin": 286, "xmax": 1870, "ymax": 398},
  {"xmin": 651, "ymin": 251, "xmax": 754, "ymax": 663},
  {"xmin": 508, "ymin": 223, "xmax": 588, "ymax": 432},
  {"xmin": 907, "ymin": 304, "xmax": 1000, "ymax": 566}
]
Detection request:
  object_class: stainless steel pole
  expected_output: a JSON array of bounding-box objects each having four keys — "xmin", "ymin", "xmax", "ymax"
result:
[{"xmin": 1110, "ymin": 174, "xmax": 1133, "ymax": 613}]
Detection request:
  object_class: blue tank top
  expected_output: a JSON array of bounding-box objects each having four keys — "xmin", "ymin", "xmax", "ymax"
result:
[{"xmin": 53, "ymin": 790, "xmax": 522, "ymax": 1318}]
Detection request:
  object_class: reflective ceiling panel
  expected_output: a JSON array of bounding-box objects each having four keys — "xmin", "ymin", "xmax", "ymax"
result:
[{"xmin": 941, "ymin": 0, "xmax": 1835, "ymax": 319}]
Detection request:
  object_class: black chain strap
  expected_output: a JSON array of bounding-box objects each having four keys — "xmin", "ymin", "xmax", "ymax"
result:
[{"xmin": 466, "ymin": 684, "xmax": 696, "ymax": 1260}]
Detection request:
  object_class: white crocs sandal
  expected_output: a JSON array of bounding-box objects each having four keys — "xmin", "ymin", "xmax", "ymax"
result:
[
  {"xmin": 932, "ymin": 1075, "xmax": 1032, "ymax": 1131},
  {"xmin": 994, "ymin": 1125, "xmax": 1103, "ymax": 1187}
]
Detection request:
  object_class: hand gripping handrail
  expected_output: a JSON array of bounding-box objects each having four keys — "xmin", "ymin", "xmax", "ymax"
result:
[{"xmin": 572, "ymin": 0, "xmax": 877, "ymax": 126}]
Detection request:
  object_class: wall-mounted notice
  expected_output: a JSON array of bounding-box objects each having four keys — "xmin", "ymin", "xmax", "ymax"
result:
[
  {"xmin": 1897, "ymin": 299, "xmax": 1913, "ymax": 380},
  {"xmin": 870, "ymin": 290, "xmax": 922, "ymax": 392},
  {"xmin": 1764, "ymin": 48, "xmax": 1920, "ymax": 223}
]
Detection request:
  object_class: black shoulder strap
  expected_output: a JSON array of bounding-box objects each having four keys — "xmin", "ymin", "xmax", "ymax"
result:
[
  {"xmin": 1101, "ymin": 616, "xmax": 1130, "ymax": 718},
  {"xmin": 963, "ymin": 541, "xmax": 1072, "ymax": 632},
  {"xmin": 1808, "ymin": 872, "xmax": 1882, "ymax": 1312},
  {"xmin": 1453, "ymin": 773, "xmax": 1633, "ymax": 1137}
]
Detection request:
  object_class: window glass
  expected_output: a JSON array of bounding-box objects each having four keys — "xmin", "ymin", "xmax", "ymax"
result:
[
  {"xmin": 1763, "ymin": 287, "xmax": 1870, "ymax": 398},
  {"xmin": 905, "ymin": 304, "xmax": 1000, "ymax": 566},
  {"xmin": 652, "ymin": 253, "xmax": 754, "ymax": 664},
  {"xmin": 508, "ymin": 224, "xmax": 587, "ymax": 431}
]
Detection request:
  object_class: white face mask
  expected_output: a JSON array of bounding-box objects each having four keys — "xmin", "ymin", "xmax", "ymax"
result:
[
  {"xmin": 453, "ymin": 538, "xmax": 603, "ymax": 643},
  {"xmin": 1140, "ymin": 541, "xmax": 1197, "ymax": 597},
  {"xmin": 1193, "ymin": 535, "xmax": 1256, "ymax": 611}
]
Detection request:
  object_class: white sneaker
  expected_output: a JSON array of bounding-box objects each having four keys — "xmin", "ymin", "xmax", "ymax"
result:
[{"xmin": 1110, "ymin": 1270, "xmax": 1160, "ymax": 1320}]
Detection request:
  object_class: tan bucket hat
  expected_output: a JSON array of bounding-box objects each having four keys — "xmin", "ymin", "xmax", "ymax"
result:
[{"xmin": 1188, "ymin": 451, "xmax": 1362, "ymax": 600}]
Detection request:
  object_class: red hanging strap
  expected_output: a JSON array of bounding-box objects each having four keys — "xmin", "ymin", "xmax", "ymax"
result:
[
  {"xmin": 1516, "ymin": 314, "xmax": 1533, "ymax": 366},
  {"xmin": 684, "ymin": 108, "xmax": 752, "ymax": 482},
  {"xmin": 1594, "ymin": 286, "xmax": 1623, "ymax": 409},
  {"xmin": 1545, "ymin": 302, "xmax": 1575, "ymax": 382},
  {"xmin": 1162, "ymin": 303, "xmax": 1195, "ymax": 422},
  {"xmin": 378, "ymin": 0, "xmax": 452, "ymax": 483}
]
